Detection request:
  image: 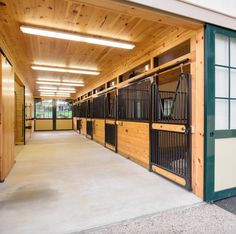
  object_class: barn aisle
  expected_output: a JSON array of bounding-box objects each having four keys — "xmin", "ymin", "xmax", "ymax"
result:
[{"xmin": 0, "ymin": 131, "xmax": 201, "ymax": 234}]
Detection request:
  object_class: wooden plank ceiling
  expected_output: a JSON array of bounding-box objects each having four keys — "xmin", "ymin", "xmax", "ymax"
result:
[{"xmin": 0, "ymin": 0, "xmax": 201, "ymax": 96}]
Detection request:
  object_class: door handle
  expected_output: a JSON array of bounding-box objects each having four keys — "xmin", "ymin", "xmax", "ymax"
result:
[{"xmin": 210, "ymin": 132, "xmax": 214, "ymax": 137}]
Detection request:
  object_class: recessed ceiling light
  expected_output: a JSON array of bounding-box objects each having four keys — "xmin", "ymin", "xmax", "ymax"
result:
[
  {"xmin": 32, "ymin": 65, "xmax": 100, "ymax": 75},
  {"xmin": 36, "ymin": 81, "xmax": 84, "ymax": 87},
  {"xmin": 20, "ymin": 25, "xmax": 135, "ymax": 49}
]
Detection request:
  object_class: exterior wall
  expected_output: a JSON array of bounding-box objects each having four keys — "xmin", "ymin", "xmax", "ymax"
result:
[
  {"xmin": 128, "ymin": 0, "xmax": 236, "ymax": 31},
  {"xmin": 180, "ymin": 0, "xmax": 236, "ymax": 18}
]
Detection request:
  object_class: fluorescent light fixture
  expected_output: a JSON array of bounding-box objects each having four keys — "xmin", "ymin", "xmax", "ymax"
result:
[
  {"xmin": 39, "ymin": 86, "xmax": 57, "ymax": 90},
  {"xmin": 40, "ymin": 94, "xmax": 55, "ymax": 97},
  {"xmin": 36, "ymin": 81, "xmax": 84, "ymax": 87},
  {"xmin": 62, "ymin": 79, "xmax": 83, "ymax": 84},
  {"xmin": 32, "ymin": 65, "xmax": 100, "ymax": 75},
  {"xmin": 38, "ymin": 89, "xmax": 75, "ymax": 93},
  {"xmin": 20, "ymin": 25, "xmax": 135, "ymax": 50},
  {"xmin": 37, "ymin": 78, "xmax": 61, "ymax": 82},
  {"xmin": 56, "ymin": 93, "xmax": 71, "ymax": 96},
  {"xmin": 38, "ymin": 86, "xmax": 76, "ymax": 91},
  {"xmin": 58, "ymin": 87, "xmax": 76, "ymax": 91},
  {"xmin": 56, "ymin": 94, "xmax": 71, "ymax": 97}
]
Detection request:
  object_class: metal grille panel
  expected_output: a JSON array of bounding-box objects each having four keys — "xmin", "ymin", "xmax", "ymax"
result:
[
  {"xmin": 151, "ymin": 73, "xmax": 192, "ymax": 189},
  {"xmin": 105, "ymin": 123, "xmax": 116, "ymax": 147}
]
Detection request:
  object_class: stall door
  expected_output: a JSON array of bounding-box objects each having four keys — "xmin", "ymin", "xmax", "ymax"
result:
[
  {"xmin": 150, "ymin": 72, "xmax": 192, "ymax": 190},
  {"xmin": 205, "ymin": 24, "xmax": 236, "ymax": 201},
  {"xmin": 105, "ymin": 91, "xmax": 117, "ymax": 152},
  {"xmin": 86, "ymin": 99, "xmax": 93, "ymax": 139}
]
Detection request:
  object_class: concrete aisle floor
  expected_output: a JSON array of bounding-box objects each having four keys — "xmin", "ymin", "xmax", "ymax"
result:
[{"xmin": 0, "ymin": 131, "xmax": 201, "ymax": 234}]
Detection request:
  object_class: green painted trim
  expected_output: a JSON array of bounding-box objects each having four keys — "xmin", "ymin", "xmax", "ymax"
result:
[{"xmin": 204, "ymin": 24, "xmax": 236, "ymax": 202}]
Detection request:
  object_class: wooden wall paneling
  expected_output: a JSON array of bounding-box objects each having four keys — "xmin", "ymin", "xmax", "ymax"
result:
[
  {"xmin": 34, "ymin": 119, "xmax": 53, "ymax": 131},
  {"xmin": 117, "ymin": 121, "xmax": 149, "ymax": 168},
  {"xmin": 190, "ymin": 29, "xmax": 204, "ymax": 198},
  {"xmin": 73, "ymin": 117, "xmax": 77, "ymax": 131},
  {"xmin": 0, "ymin": 54, "xmax": 15, "ymax": 181},
  {"xmin": 56, "ymin": 119, "xmax": 73, "ymax": 130},
  {"xmin": 80, "ymin": 118, "xmax": 87, "ymax": 135},
  {"xmin": 77, "ymin": 28, "xmax": 196, "ymax": 97},
  {"xmin": 14, "ymin": 79, "xmax": 25, "ymax": 145},
  {"xmin": 93, "ymin": 119, "xmax": 105, "ymax": 145}
]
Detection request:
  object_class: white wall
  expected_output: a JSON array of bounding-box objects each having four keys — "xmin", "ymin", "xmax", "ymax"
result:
[
  {"xmin": 181, "ymin": 0, "xmax": 236, "ymax": 18},
  {"xmin": 127, "ymin": 0, "xmax": 236, "ymax": 30}
]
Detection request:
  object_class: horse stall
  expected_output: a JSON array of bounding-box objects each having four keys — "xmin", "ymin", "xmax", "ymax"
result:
[
  {"xmin": 72, "ymin": 102, "xmax": 81, "ymax": 133},
  {"xmin": 105, "ymin": 88, "xmax": 117, "ymax": 152},
  {"xmin": 86, "ymin": 98, "xmax": 93, "ymax": 139},
  {"xmin": 79, "ymin": 100, "xmax": 87, "ymax": 136},
  {"xmin": 117, "ymin": 79, "xmax": 150, "ymax": 168},
  {"xmin": 75, "ymin": 21, "xmax": 204, "ymax": 198},
  {"xmin": 150, "ymin": 61, "xmax": 192, "ymax": 190},
  {"xmin": 92, "ymin": 95, "xmax": 105, "ymax": 145}
]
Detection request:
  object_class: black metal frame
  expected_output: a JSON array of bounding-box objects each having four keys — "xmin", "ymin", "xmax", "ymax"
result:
[
  {"xmin": 117, "ymin": 79, "xmax": 150, "ymax": 122},
  {"xmin": 93, "ymin": 95, "xmax": 105, "ymax": 119},
  {"xmin": 150, "ymin": 71, "xmax": 192, "ymax": 190},
  {"xmin": 105, "ymin": 89, "xmax": 118, "ymax": 152},
  {"xmin": 86, "ymin": 99, "xmax": 93, "ymax": 139}
]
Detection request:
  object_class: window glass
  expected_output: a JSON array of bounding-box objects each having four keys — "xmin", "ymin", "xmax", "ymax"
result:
[
  {"xmin": 230, "ymin": 100, "xmax": 236, "ymax": 129},
  {"xmin": 215, "ymin": 34, "xmax": 229, "ymax": 66},
  {"xmin": 35, "ymin": 99, "xmax": 53, "ymax": 119},
  {"xmin": 230, "ymin": 37, "xmax": 236, "ymax": 67},
  {"xmin": 230, "ymin": 69, "xmax": 236, "ymax": 98},
  {"xmin": 214, "ymin": 34, "xmax": 236, "ymax": 130},
  {"xmin": 215, "ymin": 66, "xmax": 229, "ymax": 98},
  {"xmin": 215, "ymin": 99, "xmax": 229, "ymax": 130},
  {"xmin": 56, "ymin": 100, "xmax": 72, "ymax": 118}
]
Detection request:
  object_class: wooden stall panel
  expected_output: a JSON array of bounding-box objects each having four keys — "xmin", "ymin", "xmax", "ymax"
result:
[
  {"xmin": 73, "ymin": 117, "xmax": 78, "ymax": 131},
  {"xmin": 56, "ymin": 119, "xmax": 72, "ymax": 130},
  {"xmin": 80, "ymin": 118, "xmax": 87, "ymax": 136},
  {"xmin": 93, "ymin": 119, "xmax": 105, "ymax": 145},
  {"xmin": 35, "ymin": 119, "xmax": 53, "ymax": 131},
  {"xmin": 0, "ymin": 55, "xmax": 15, "ymax": 181},
  {"xmin": 118, "ymin": 121, "xmax": 149, "ymax": 168}
]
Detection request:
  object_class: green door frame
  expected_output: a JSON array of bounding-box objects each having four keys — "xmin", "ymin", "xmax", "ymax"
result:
[{"xmin": 204, "ymin": 24, "xmax": 236, "ymax": 201}]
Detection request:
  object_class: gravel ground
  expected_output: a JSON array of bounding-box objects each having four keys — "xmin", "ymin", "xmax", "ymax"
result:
[
  {"xmin": 215, "ymin": 196, "xmax": 236, "ymax": 215},
  {"xmin": 77, "ymin": 203, "xmax": 236, "ymax": 234}
]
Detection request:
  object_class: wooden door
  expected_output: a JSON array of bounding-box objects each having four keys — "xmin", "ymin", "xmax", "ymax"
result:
[{"xmin": 0, "ymin": 54, "xmax": 15, "ymax": 181}]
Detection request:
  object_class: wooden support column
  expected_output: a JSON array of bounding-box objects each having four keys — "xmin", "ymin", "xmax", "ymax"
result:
[{"xmin": 190, "ymin": 28, "xmax": 204, "ymax": 198}]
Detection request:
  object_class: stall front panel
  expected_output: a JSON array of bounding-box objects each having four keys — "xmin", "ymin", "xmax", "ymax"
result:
[{"xmin": 117, "ymin": 79, "xmax": 150, "ymax": 168}]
